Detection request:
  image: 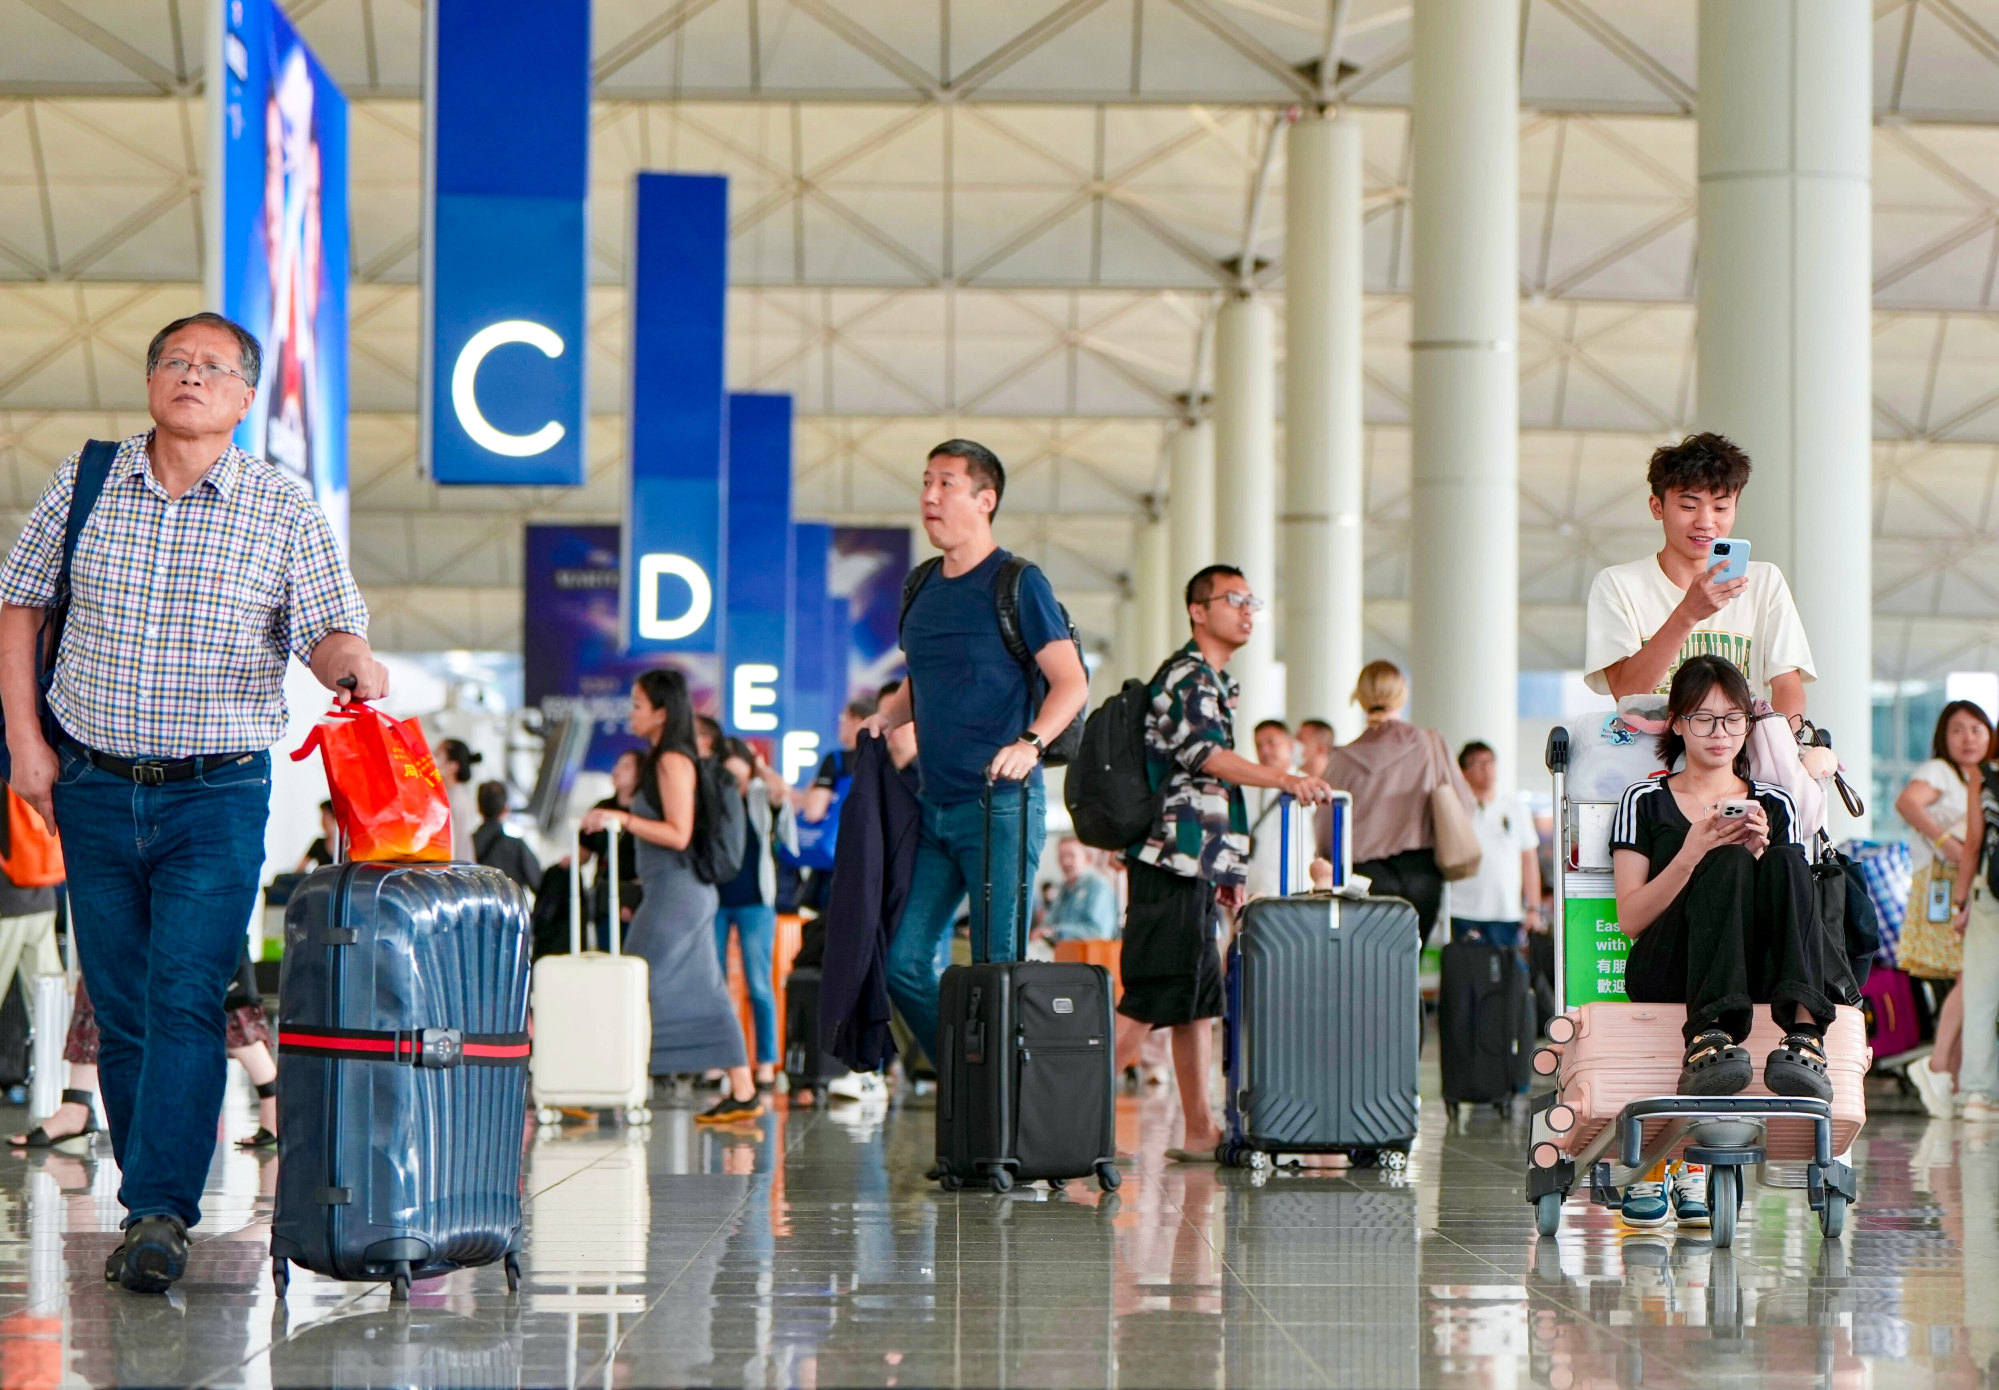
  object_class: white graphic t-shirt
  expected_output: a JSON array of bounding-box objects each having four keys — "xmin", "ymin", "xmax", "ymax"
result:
[{"xmin": 1583, "ymin": 555, "xmax": 1815, "ymax": 701}]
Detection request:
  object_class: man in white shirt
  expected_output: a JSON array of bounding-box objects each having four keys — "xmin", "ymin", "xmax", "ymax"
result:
[
  {"xmin": 1449, "ymin": 742, "xmax": 1543, "ymax": 948},
  {"xmin": 1244, "ymin": 719, "xmax": 1297, "ymax": 899},
  {"xmin": 1583, "ymin": 432, "xmax": 1814, "ymax": 717}
]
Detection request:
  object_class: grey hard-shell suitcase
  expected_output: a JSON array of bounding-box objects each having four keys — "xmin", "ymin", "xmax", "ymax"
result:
[
  {"xmin": 1220, "ymin": 800, "xmax": 1420, "ymax": 1169},
  {"xmin": 271, "ymin": 861, "xmax": 533, "ymax": 1300},
  {"xmin": 932, "ymin": 782, "xmax": 1121, "ymax": 1194}
]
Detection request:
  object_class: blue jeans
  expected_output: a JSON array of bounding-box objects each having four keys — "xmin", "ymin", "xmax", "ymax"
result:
[
  {"xmin": 714, "ymin": 903, "xmax": 778, "ymax": 1064},
  {"xmin": 1451, "ymin": 918, "xmax": 1524, "ymax": 949},
  {"xmin": 886, "ymin": 783, "xmax": 1046, "ymax": 1064},
  {"xmin": 53, "ymin": 742, "xmax": 271, "ymax": 1228}
]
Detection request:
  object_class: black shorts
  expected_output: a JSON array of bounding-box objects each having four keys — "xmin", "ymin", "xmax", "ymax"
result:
[{"xmin": 1118, "ymin": 856, "xmax": 1223, "ymax": 1026}]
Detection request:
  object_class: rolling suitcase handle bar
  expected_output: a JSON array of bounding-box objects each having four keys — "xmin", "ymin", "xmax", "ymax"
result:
[
  {"xmin": 978, "ymin": 777, "xmax": 1032, "ymax": 965},
  {"xmin": 1276, "ymin": 790, "xmax": 1352, "ymax": 897},
  {"xmin": 568, "ymin": 820, "xmax": 623, "ymax": 956}
]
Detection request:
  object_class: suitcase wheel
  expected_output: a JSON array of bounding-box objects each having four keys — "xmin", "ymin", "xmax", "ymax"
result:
[
  {"xmin": 1094, "ymin": 1161, "xmax": 1121, "ymax": 1193},
  {"xmin": 624, "ymin": 1106, "xmax": 653, "ymax": 1126},
  {"xmin": 535, "ymin": 1107, "xmax": 562, "ymax": 1127},
  {"xmin": 389, "ymin": 1263, "xmax": 411, "ymax": 1302},
  {"xmin": 1535, "ymin": 1191, "xmax": 1562, "ymax": 1238},
  {"xmin": 1349, "ymin": 1148, "xmax": 1380, "ymax": 1170},
  {"xmin": 1382, "ymin": 1148, "xmax": 1409, "ymax": 1172},
  {"xmin": 271, "ymin": 1256, "xmax": 289, "ymax": 1299},
  {"xmin": 984, "ymin": 1164, "xmax": 1015, "ymax": 1194},
  {"xmin": 938, "ymin": 1171, "xmax": 962, "ymax": 1192},
  {"xmin": 1048, "ymin": 1176, "xmax": 1067, "ymax": 1191},
  {"xmin": 504, "ymin": 1252, "xmax": 522, "ymax": 1293}
]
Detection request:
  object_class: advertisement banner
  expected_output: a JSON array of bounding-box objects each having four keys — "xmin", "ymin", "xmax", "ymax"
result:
[
  {"xmin": 207, "ymin": 0, "xmax": 350, "ymax": 548},
  {"xmin": 421, "ymin": 0, "xmax": 590, "ymax": 486},
  {"xmin": 724, "ymin": 395, "xmax": 793, "ymax": 739},
  {"xmin": 787, "ymin": 523, "xmax": 834, "ymax": 785},
  {"xmin": 832, "ymin": 527, "xmax": 912, "ymax": 705},
  {"xmin": 524, "ymin": 524, "xmax": 720, "ymax": 772},
  {"xmin": 624, "ymin": 173, "xmax": 729, "ymax": 655}
]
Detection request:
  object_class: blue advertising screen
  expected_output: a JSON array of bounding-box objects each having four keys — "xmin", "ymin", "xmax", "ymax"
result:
[
  {"xmin": 523, "ymin": 524, "xmax": 721, "ymax": 771},
  {"xmin": 210, "ymin": 0, "xmax": 349, "ymax": 548},
  {"xmin": 724, "ymin": 395, "xmax": 793, "ymax": 738},
  {"xmin": 788, "ymin": 523, "xmax": 834, "ymax": 784},
  {"xmin": 624, "ymin": 173, "xmax": 729, "ymax": 655},
  {"xmin": 422, "ymin": 0, "xmax": 590, "ymax": 486}
]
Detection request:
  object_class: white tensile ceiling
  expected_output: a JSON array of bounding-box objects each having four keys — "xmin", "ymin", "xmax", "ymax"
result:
[{"xmin": 0, "ymin": 0, "xmax": 1997, "ymax": 678}]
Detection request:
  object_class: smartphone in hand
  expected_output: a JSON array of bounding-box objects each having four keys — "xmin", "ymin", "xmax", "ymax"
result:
[{"xmin": 1708, "ymin": 538, "xmax": 1751, "ymax": 584}]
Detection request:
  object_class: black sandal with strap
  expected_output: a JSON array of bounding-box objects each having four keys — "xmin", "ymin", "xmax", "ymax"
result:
[
  {"xmin": 1765, "ymin": 1031, "xmax": 1833, "ymax": 1100},
  {"xmin": 11, "ymin": 1089, "xmax": 100, "ymax": 1149},
  {"xmin": 235, "ymin": 1079, "xmax": 278, "ymax": 1150},
  {"xmin": 1679, "ymin": 1030, "xmax": 1753, "ymax": 1096}
]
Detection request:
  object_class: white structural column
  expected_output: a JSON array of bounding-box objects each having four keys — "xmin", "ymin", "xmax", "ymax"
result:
[
  {"xmin": 1409, "ymin": 0, "xmax": 1520, "ymax": 779},
  {"xmin": 1213, "ymin": 294, "xmax": 1280, "ymax": 733},
  {"xmin": 1112, "ymin": 591, "xmax": 1142, "ymax": 687},
  {"xmin": 1131, "ymin": 514, "xmax": 1172, "ymax": 673},
  {"xmin": 1167, "ymin": 419, "xmax": 1216, "ymax": 629},
  {"xmin": 1697, "ymin": 0, "xmax": 1872, "ymax": 832},
  {"xmin": 1283, "ymin": 114, "xmax": 1367, "ymax": 739}
]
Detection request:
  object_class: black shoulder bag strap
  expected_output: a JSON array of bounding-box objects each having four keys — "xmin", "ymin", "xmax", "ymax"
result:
[
  {"xmin": 4, "ymin": 440, "xmax": 116, "ymax": 769},
  {"xmin": 896, "ymin": 557, "xmax": 944, "ymax": 642}
]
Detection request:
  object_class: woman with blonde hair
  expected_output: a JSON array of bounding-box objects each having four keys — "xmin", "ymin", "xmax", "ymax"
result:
[{"xmin": 1316, "ymin": 659, "xmax": 1473, "ymax": 942}]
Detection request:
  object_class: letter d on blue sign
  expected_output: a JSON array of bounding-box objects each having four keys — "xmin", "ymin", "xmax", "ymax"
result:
[{"xmin": 623, "ymin": 174, "xmax": 729, "ymax": 653}]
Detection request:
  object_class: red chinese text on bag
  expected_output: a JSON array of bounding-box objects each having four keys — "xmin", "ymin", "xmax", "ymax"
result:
[{"xmin": 292, "ymin": 704, "xmax": 453, "ymax": 863}]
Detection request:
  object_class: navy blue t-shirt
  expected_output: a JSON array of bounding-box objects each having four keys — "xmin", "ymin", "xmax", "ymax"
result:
[{"xmin": 901, "ymin": 548, "xmax": 1066, "ymax": 807}]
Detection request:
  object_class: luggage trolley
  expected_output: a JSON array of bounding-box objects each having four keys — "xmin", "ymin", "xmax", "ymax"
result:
[{"xmin": 1526, "ymin": 723, "xmax": 1861, "ymax": 1247}]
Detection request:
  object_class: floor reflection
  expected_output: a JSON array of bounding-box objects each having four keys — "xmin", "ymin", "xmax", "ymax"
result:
[{"xmin": 0, "ymin": 1072, "xmax": 1987, "ymax": 1387}]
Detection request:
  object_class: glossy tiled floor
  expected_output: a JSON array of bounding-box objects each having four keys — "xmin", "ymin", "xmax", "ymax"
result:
[{"xmin": 0, "ymin": 1063, "xmax": 1989, "ymax": 1388}]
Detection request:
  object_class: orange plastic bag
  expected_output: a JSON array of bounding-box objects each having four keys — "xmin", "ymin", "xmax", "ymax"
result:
[{"xmin": 292, "ymin": 704, "xmax": 453, "ymax": 863}]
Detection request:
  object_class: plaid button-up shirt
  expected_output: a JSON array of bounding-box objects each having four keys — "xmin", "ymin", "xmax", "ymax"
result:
[{"xmin": 0, "ymin": 433, "xmax": 368, "ymax": 759}]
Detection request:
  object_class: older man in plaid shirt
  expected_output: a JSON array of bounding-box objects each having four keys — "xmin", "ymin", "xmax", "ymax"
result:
[
  {"xmin": 0, "ymin": 311, "xmax": 384, "ymax": 1293},
  {"xmin": 1113, "ymin": 563, "xmax": 1332, "ymax": 1162}
]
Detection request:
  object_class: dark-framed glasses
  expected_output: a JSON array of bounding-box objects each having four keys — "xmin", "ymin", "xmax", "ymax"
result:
[
  {"xmin": 1680, "ymin": 711, "xmax": 1748, "ymax": 736},
  {"xmin": 153, "ymin": 356, "xmax": 249, "ymax": 387},
  {"xmin": 1209, "ymin": 591, "xmax": 1265, "ymax": 613}
]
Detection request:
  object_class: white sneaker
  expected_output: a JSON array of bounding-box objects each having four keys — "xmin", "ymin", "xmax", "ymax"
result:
[
  {"xmin": 1962, "ymin": 1093, "xmax": 1999, "ymax": 1123},
  {"xmin": 826, "ymin": 1070, "xmax": 886, "ymax": 1102},
  {"xmin": 1908, "ymin": 1056, "xmax": 1956, "ymax": 1120}
]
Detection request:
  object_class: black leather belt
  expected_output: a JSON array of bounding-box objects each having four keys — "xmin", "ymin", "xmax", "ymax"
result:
[{"xmin": 72, "ymin": 743, "xmax": 256, "ymax": 786}]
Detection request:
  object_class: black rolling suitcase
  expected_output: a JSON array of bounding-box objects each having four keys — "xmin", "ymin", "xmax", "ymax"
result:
[
  {"xmin": 933, "ymin": 782, "xmax": 1120, "ymax": 1194},
  {"xmin": 271, "ymin": 861, "xmax": 533, "ymax": 1301},
  {"xmin": 1438, "ymin": 940, "xmax": 1531, "ymax": 1110}
]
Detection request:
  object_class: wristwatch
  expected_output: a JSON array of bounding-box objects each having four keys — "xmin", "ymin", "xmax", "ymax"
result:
[{"xmin": 1018, "ymin": 730, "xmax": 1045, "ymax": 756}]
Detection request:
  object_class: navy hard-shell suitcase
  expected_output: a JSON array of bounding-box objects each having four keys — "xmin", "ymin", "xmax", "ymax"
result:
[
  {"xmin": 933, "ymin": 783, "xmax": 1120, "ymax": 1194},
  {"xmin": 271, "ymin": 861, "xmax": 533, "ymax": 1301}
]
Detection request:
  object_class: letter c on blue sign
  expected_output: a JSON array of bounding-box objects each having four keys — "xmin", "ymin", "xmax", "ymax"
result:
[{"xmin": 452, "ymin": 320, "xmax": 566, "ymax": 457}]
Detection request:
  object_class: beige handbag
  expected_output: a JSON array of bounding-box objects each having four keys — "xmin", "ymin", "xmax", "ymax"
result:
[
  {"xmin": 1897, "ymin": 857, "xmax": 1964, "ymax": 979},
  {"xmin": 1427, "ymin": 731, "xmax": 1483, "ymax": 882}
]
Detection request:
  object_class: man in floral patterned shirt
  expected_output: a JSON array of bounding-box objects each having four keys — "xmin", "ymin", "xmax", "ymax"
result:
[{"xmin": 1116, "ymin": 563, "xmax": 1333, "ymax": 1161}]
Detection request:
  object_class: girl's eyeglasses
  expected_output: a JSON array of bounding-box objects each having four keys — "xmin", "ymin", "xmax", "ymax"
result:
[{"xmin": 1678, "ymin": 712, "xmax": 1748, "ymax": 736}]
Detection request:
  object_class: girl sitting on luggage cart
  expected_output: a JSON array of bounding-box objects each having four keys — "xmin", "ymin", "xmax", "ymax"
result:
[{"xmin": 1611, "ymin": 654, "xmax": 1837, "ymax": 1101}]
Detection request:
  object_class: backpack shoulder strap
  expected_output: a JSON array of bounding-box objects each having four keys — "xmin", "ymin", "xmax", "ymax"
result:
[
  {"xmin": 896, "ymin": 558, "xmax": 943, "ymax": 642},
  {"xmin": 63, "ymin": 440, "xmax": 116, "ymax": 582},
  {"xmin": 993, "ymin": 555, "xmax": 1035, "ymax": 670}
]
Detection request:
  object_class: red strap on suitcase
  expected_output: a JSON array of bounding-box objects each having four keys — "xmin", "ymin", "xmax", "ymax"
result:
[{"xmin": 279, "ymin": 1026, "xmax": 530, "ymax": 1067}]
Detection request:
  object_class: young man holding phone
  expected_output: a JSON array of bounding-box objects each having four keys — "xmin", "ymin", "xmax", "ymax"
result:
[{"xmin": 1583, "ymin": 432, "xmax": 1815, "ymax": 718}]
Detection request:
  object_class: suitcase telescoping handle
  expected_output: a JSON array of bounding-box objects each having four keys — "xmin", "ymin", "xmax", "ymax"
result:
[
  {"xmin": 568, "ymin": 819, "xmax": 624, "ymax": 956},
  {"xmin": 978, "ymin": 776, "xmax": 1032, "ymax": 965},
  {"xmin": 1276, "ymin": 790, "xmax": 1351, "ymax": 896}
]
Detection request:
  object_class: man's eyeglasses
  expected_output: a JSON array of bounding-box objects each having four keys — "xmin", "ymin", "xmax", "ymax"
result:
[
  {"xmin": 1678, "ymin": 711, "xmax": 1748, "ymax": 736},
  {"xmin": 153, "ymin": 356, "xmax": 249, "ymax": 387},
  {"xmin": 1205, "ymin": 591, "xmax": 1265, "ymax": 613}
]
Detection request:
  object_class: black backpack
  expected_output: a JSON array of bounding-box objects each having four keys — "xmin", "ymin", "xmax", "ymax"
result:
[
  {"xmin": 898, "ymin": 554, "xmax": 1086, "ymax": 766},
  {"xmin": 1064, "ymin": 667, "xmax": 1165, "ymax": 851},
  {"xmin": 688, "ymin": 756, "xmax": 749, "ymax": 886}
]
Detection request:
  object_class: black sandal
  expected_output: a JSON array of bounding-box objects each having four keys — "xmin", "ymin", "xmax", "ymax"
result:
[
  {"xmin": 12, "ymin": 1089, "xmax": 100, "ymax": 1148},
  {"xmin": 1765, "ymin": 1031, "xmax": 1832, "ymax": 1100},
  {"xmin": 1679, "ymin": 1030, "xmax": 1753, "ymax": 1096}
]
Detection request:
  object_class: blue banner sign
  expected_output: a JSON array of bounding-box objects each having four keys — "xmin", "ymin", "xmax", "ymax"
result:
[
  {"xmin": 624, "ymin": 173, "xmax": 730, "ymax": 655},
  {"xmin": 786, "ymin": 523, "xmax": 834, "ymax": 785},
  {"xmin": 421, "ymin": 0, "xmax": 590, "ymax": 486},
  {"xmin": 724, "ymin": 394, "xmax": 794, "ymax": 739},
  {"xmin": 209, "ymin": 0, "xmax": 350, "ymax": 548}
]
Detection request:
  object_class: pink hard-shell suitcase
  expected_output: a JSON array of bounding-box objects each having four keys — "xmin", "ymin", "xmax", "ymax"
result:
[{"xmin": 1546, "ymin": 1003, "xmax": 1868, "ymax": 1166}]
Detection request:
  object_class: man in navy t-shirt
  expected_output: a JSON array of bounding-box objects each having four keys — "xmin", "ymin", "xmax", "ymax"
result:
[{"xmin": 865, "ymin": 440, "xmax": 1091, "ymax": 1062}]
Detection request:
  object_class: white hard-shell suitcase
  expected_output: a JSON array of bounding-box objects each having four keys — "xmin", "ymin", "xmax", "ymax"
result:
[{"xmin": 530, "ymin": 823, "xmax": 652, "ymax": 1125}]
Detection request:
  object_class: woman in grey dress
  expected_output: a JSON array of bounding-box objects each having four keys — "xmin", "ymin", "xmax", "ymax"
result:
[{"xmin": 581, "ymin": 669, "xmax": 762, "ymax": 1124}]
